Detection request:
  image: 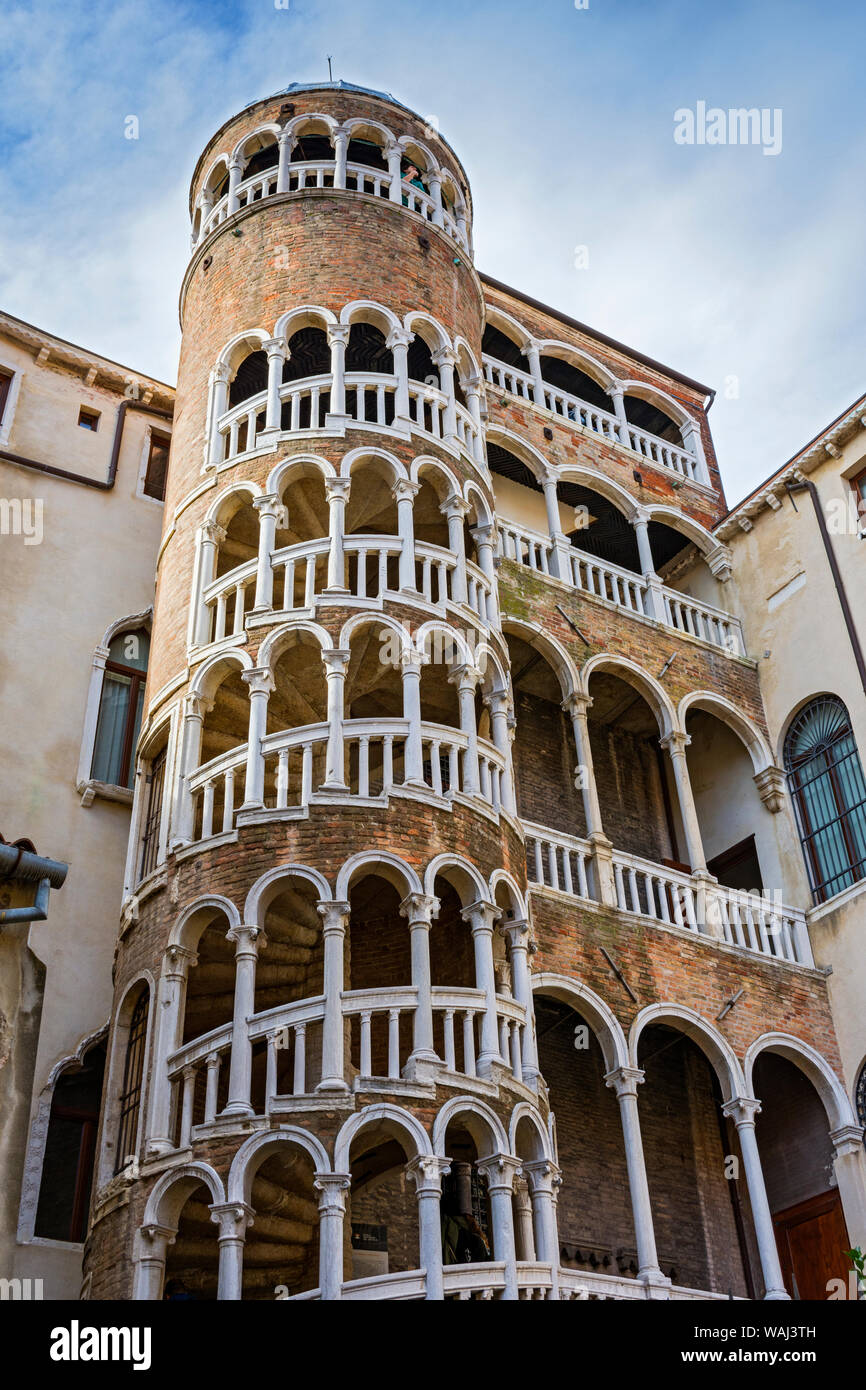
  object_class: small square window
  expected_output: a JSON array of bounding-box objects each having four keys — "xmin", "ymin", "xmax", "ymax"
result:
[
  {"xmin": 143, "ymin": 431, "xmax": 170, "ymax": 502},
  {"xmin": 0, "ymin": 370, "xmax": 12, "ymax": 424},
  {"xmin": 78, "ymin": 407, "xmax": 100, "ymax": 431}
]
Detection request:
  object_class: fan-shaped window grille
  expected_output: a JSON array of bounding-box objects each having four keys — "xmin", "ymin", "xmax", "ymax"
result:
[{"xmin": 784, "ymin": 696, "xmax": 866, "ymax": 903}]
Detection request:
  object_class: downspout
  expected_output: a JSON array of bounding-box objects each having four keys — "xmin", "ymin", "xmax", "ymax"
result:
[
  {"xmin": 786, "ymin": 479, "xmax": 866, "ymax": 699},
  {"xmin": 0, "ymin": 399, "xmax": 172, "ymax": 491},
  {"xmin": 0, "ymin": 843, "xmax": 68, "ymax": 926}
]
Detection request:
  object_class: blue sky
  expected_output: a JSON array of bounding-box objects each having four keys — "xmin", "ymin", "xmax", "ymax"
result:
[{"xmin": 1, "ymin": 0, "xmax": 864, "ymax": 502}]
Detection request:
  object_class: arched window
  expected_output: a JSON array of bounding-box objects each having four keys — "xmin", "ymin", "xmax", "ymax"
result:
[
  {"xmin": 34, "ymin": 1038, "xmax": 106, "ymax": 1243},
  {"xmin": 784, "ymin": 695, "xmax": 866, "ymax": 903},
  {"xmin": 90, "ymin": 628, "xmax": 150, "ymax": 789},
  {"xmin": 115, "ymin": 990, "xmax": 149, "ymax": 1173}
]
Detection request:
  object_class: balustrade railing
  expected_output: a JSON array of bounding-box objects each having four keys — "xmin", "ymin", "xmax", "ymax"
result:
[
  {"xmin": 482, "ymin": 354, "xmax": 701, "ymax": 482},
  {"xmin": 524, "ymin": 823, "xmax": 595, "ymax": 902},
  {"xmin": 713, "ymin": 885, "xmax": 812, "ymax": 966},
  {"xmin": 612, "ymin": 849, "xmax": 699, "ymax": 930}
]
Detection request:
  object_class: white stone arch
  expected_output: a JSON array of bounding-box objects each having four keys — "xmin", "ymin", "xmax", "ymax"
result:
[
  {"xmin": 338, "ymin": 298, "xmax": 402, "ymax": 338},
  {"xmin": 335, "ymin": 1103, "xmax": 432, "ymax": 1173},
  {"xmin": 267, "ymin": 451, "xmax": 337, "ymax": 498},
  {"xmin": 619, "ymin": 379, "xmax": 695, "ymax": 430},
  {"xmin": 215, "ymin": 327, "xmax": 271, "ymax": 376},
  {"xmin": 484, "ymin": 423, "xmax": 549, "ymax": 486},
  {"xmin": 483, "ymin": 303, "xmax": 534, "ymax": 355},
  {"xmin": 339, "ymin": 608, "xmax": 411, "ymax": 659},
  {"xmin": 338, "ymin": 444, "xmax": 407, "ymax": 485},
  {"xmin": 142, "ymin": 1161, "xmax": 225, "ymax": 1229},
  {"xmin": 98, "ymin": 608, "xmax": 153, "ymax": 651},
  {"xmin": 555, "ymin": 463, "xmax": 640, "ymax": 520},
  {"xmin": 395, "ymin": 133, "xmax": 441, "ymax": 176},
  {"xmin": 168, "ymin": 894, "xmax": 241, "ymax": 951},
  {"xmin": 244, "ymin": 862, "xmax": 332, "ymax": 926},
  {"xmin": 677, "ymin": 691, "xmax": 774, "ymax": 775},
  {"xmin": 432, "ymin": 1095, "xmax": 509, "ymax": 1159},
  {"xmin": 531, "ymin": 973, "xmax": 629, "ymax": 1074},
  {"xmin": 642, "ymin": 503, "xmax": 718, "ymax": 559},
  {"xmin": 475, "ymin": 642, "xmax": 509, "ymax": 698},
  {"xmin": 228, "ymin": 1127, "xmax": 331, "ymax": 1206},
  {"xmin": 204, "ymin": 479, "xmax": 264, "ymax": 528},
  {"xmin": 403, "ymin": 309, "xmax": 451, "ymax": 354},
  {"xmin": 189, "ymin": 647, "xmax": 254, "ymax": 702},
  {"xmin": 285, "ymin": 111, "xmax": 338, "ymax": 143},
  {"xmin": 336, "ymin": 849, "xmax": 423, "ymax": 903},
  {"xmin": 534, "ymin": 338, "xmax": 617, "ymax": 394},
  {"xmin": 454, "ymin": 336, "xmax": 480, "ymax": 381},
  {"xmin": 580, "ymin": 653, "xmax": 676, "ymax": 738},
  {"xmin": 629, "ymin": 1002, "xmax": 745, "ymax": 1103},
  {"xmin": 509, "ymin": 1102, "xmax": 553, "ymax": 1161},
  {"xmin": 410, "ymin": 452, "xmax": 462, "ymax": 501},
  {"xmin": 273, "ymin": 303, "xmax": 338, "ymax": 341},
  {"xmin": 413, "ymin": 618, "xmax": 474, "ymax": 667},
  {"xmin": 488, "ymin": 869, "xmax": 529, "ymax": 923},
  {"xmin": 744, "ymin": 1033, "xmax": 856, "ymax": 1132},
  {"xmin": 501, "ymin": 617, "xmax": 580, "ymax": 703},
  {"xmin": 230, "ymin": 122, "xmax": 282, "ymax": 168},
  {"xmin": 343, "ymin": 116, "xmax": 396, "ymax": 148},
  {"xmin": 423, "ymin": 853, "xmax": 489, "ymax": 905},
  {"xmin": 198, "ymin": 152, "xmax": 230, "ymax": 205},
  {"xmin": 463, "ymin": 479, "xmax": 493, "ymax": 526},
  {"xmin": 257, "ymin": 618, "xmax": 332, "ymax": 674}
]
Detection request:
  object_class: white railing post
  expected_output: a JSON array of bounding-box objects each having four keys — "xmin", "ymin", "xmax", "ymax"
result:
[
  {"xmin": 224, "ymin": 924, "xmax": 266, "ymax": 1116},
  {"xmin": 316, "ymin": 902, "xmax": 351, "ymax": 1092},
  {"xmin": 240, "ymin": 668, "xmax": 274, "ymax": 810}
]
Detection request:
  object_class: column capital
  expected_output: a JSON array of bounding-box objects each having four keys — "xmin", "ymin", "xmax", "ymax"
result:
[
  {"xmin": 241, "ymin": 667, "xmax": 275, "ymax": 697},
  {"xmin": 212, "ymin": 361, "xmax": 233, "ymax": 386},
  {"xmin": 163, "ymin": 944, "xmax": 198, "ymax": 978},
  {"xmin": 447, "ymin": 663, "xmax": 480, "ymax": 693},
  {"xmin": 322, "ymin": 648, "xmax": 351, "ymax": 675},
  {"xmin": 317, "ymin": 900, "xmax": 351, "ymax": 934},
  {"xmin": 399, "ymin": 892, "xmax": 440, "ymax": 927},
  {"xmin": 520, "ymin": 337, "xmax": 542, "ymax": 358},
  {"xmin": 227, "ymin": 923, "xmax": 267, "ymax": 956},
  {"xmin": 252, "ymin": 491, "xmax": 282, "ymax": 517},
  {"xmin": 431, "ymin": 346, "xmax": 459, "ymax": 369},
  {"xmin": 200, "ymin": 520, "xmax": 227, "ymax": 545},
  {"xmin": 405, "ymin": 1155, "xmax": 451, "ymax": 1194},
  {"xmin": 141, "ymin": 1223, "xmax": 176, "ymax": 1247},
  {"xmin": 314, "ymin": 1172, "xmax": 352, "ymax": 1212},
  {"xmin": 183, "ymin": 692, "xmax": 212, "ymax": 720},
  {"xmin": 386, "ymin": 327, "xmax": 414, "ymax": 350},
  {"xmin": 523, "ymin": 1158, "xmax": 562, "ymax": 1196},
  {"xmin": 391, "ymin": 478, "xmax": 420, "ymax": 503},
  {"xmin": 461, "ymin": 899, "xmax": 502, "ymax": 933},
  {"xmin": 632, "ymin": 506, "xmax": 651, "ymax": 527},
  {"xmin": 262, "ymin": 336, "xmax": 287, "ymax": 360},
  {"xmin": 209, "ymin": 1202, "xmax": 255, "ymax": 1237},
  {"xmin": 400, "ymin": 645, "xmax": 426, "ymax": 673},
  {"xmin": 476, "ymin": 1152, "xmax": 522, "ymax": 1193},
  {"xmin": 562, "ymin": 691, "xmax": 592, "ymax": 718},
  {"xmin": 604, "ymin": 1065, "xmax": 646, "ymax": 1098},
  {"xmin": 440, "ymin": 492, "xmax": 471, "ymax": 520},
  {"xmin": 830, "ymin": 1123, "xmax": 866, "ymax": 1158},
  {"xmin": 498, "ymin": 917, "xmax": 531, "ymax": 948},
  {"xmin": 325, "ymin": 322, "xmax": 351, "ymax": 347},
  {"xmin": 228, "ymin": 156, "xmax": 244, "ymax": 173},
  {"xmin": 659, "ymin": 730, "xmax": 691, "ymax": 756},
  {"xmin": 722, "ymin": 1095, "xmax": 762, "ymax": 1125},
  {"xmin": 470, "ymin": 522, "xmax": 498, "ymax": 546},
  {"xmin": 324, "ymin": 476, "xmax": 351, "ymax": 503}
]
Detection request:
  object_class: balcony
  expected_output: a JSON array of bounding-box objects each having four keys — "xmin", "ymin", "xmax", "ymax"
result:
[
  {"xmin": 483, "ymin": 354, "xmax": 703, "ymax": 484},
  {"xmin": 524, "ymin": 820, "xmax": 813, "ymax": 967},
  {"xmin": 497, "ymin": 519, "xmax": 745, "ymax": 656},
  {"xmin": 283, "ymin": 1264, "xmax": 737, "ymax": 1301}
]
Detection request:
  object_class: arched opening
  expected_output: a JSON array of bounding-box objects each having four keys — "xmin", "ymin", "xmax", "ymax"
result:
[
  {"xmin": 214, "ymin": 492, "xmax": 259, "ymax": 582},
  {"xmin": 34, "ymin": 1036, "xmax": 106, "ymax": 1244},
  {"xmin": 91, "ymin": 626, "xmax": 150, "ymax": 790},
  {"xmin": 290, "ymin": 122, "xmax": 334, "ymax": 168},
  {"xmin": 585, "ymin": 668, "xmax": 676, "ymax": 867},
  {"xmin": 346, "ymin": 131, "xmax": 388, "ymax": 172},
  {"xmin": 487, "ymin": 443, "xmax": 547, "ymax": 543},
  {"xmin": 540, "ymin": 354, "xmax": 613, "ymax": 416},
  {"xmin": 624, "ymin": 392, "xmax": 682, "ymax": 445},
  {"xmin": 272, "ymin": 463, "xmax": 329, "ymax": 609},
  {"xmin": 418, "ymin": 633, "xmax": 461, "ymax": 735},
  {"xmin": 229, "ymin": 350, "xmax": 268, "ymax": 408},
  {"xmin": 264, "ymin": 633, "xmax": 328, "ymax": 803},
  {"xmin": 346, "ymin": 1121, "xmax": 420, "ymax": 1282},
  {"xmin": 559, "ymin": 481, "xmax": 640, "ymax": 574},
  {"xmin": 346, "ymin": 874, "xmax": 412, "ymax": 1081},
  {"xmin": 281, "ymin": 327, "xmax": 331, "ymax": 427},
  {"xmin": 413, "ymin": 468, "xmax": 452, "ymax": 553},
  {"xmin": 255, "ymin": 874, "xmax": 324, "ymax": 1021},
  {"xmin": 344, "ymin": 457, "xmax": 399, "ymax": 538},
  {"xmin": 111, "ymin": 985, "xmax": 150, "ymax": 1176},
  {"xmin": 784, "ymin": 695, "xmax": 866, "ymax": 904},
  {"xmin": 481, "ymin": 323, "xmax": 529, "ymax": 374},
  {"xmin": 753, "ymin": 1050, "xmax": 848, "ymax": 1299},
  {"xmin": 242, "ymin": 1144, "xmax": 321, "ymax": 1298},
  {"xmin": 163, "ymin": 1182, "xmax": 220, "ymax": 1301},
  {"xmin": 638, "ymin": 1024, "xmax": 753, "ymax": 1295},
  {"xmin": 440, "ymin": 1117, "xmax": 494, "ymax": 1275},
  {"xmin": 181, "ymin": 908, "xmax": 236, "ymax": 1048},
  {"xmin": 195, "ymin": 667, "xmax": 248, "ymax": 839},
  {"xmin": 343, "ymin": 619, "xmax": 404, "ymax": 794},
  {"xmin": 533, "ymin": 995, "xmax": 635, "ymax": 1276},
  {"xmin": 506, "ymin": 633, "xmax": 582, "ymax": 835},
  {"xmin": 685, "ymin": 706, "xmax": 780, "ymax": 892},
  {"xmin": 407, "ymin": 331, "xmax": 439, "ymax": 390}
]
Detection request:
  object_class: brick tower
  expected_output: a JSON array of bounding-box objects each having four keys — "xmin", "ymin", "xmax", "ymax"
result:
[{"xmin": 84, "ymin": 82, "xmax": 866, "ymax": 1303}]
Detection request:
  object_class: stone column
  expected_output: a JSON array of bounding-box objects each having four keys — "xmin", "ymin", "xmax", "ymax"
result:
[
  {"xmin": 332, "ymin": 126, "xmax": 349, "ymax": 188},
  {"xmin": 563, "ymin": 692, "xmax": 616, "ymax": 906},
  {"xmin": 276, "ymin": 129, "xmax": 293, "ymax": 193},
  {"xmin": 251, "ymin": 493, "xmax": 281, "ymax": 614},
  {"xmin": 400, "ymin": 892, "xmax": 440, "ymax": 1070},
  {"xmin": 427, "ymin": 172, "xmax": 444, "ymax": 227},
  {"xmin": 440, "ymin": 494, "xmax": 470, "ymax": 605},
  {"xmin": 660, "ymin": 731, "xmax": 706, "ymax": 871},
  {"xmin": 393, "ymin": 478, "xmax": 420, "ymax": 592},
  {"xmin": 173, "ymin": 693, "xmax": 209, "ymax": 846},
  {"xmin": 315, "ymin": 1173, "xmax": 351, "ymax": 1299},
  {"xmin": 240, "ymin": 668, "xmax": 274, "ymax": 810},
  {"xmin": 134, "ymin": 1224, "xmax": 175, "ymax": 1300},
  {"xmin": 541, "ymin": 469, "xmax": 572, "ymax": 583},
  {"xmin": 385, "ymin": 142, "xmax": 404, "ymax": 201},
  {"xmin": 227, "ymin": 157, "xmax": 243, "ymax": 215},
  {"xmin": 193, "ymin": 521, "xmax": 225, "ymax": 646},
  {"xmin": 325, "ymin": 323, "xmax": 351, "ymax": 427},
  {"xmin": 260, "ymin": 337, "xmax": 287, "ymax": 438},
  {"xmin": 224, "ymin": 924, "xmax": 266, "ymax": 1116},
  {"xmin": 211, "ymin": 1203, "xmax": 254, "ymax": 1301},
  {"xmin": 406, "ymin": 1157, "xmax": 450, "ymax": 1299},
  {"xmin": 146, "ymin": 945, "xmax": 197, "ymax": 1155},
  {"xmin": 316, "ymin": 902, "xmax": 350, "ymax": 1092},
  {"xmin": 522, "ymin": 339, "xmax": 546, "ymax": 408},
  {"xmin": 680, "ymin": 418, "xmax": 711, "ymax": 484},
  {"xmin": 524, "ymin": 1159, "xmax": 562, "ymax": 1298},
  {"xmin": 633, "ymin": 507, "xmax": 666, "ymax": 622},
  {"xmin": 499, "ymin": 920, "xmax": 538, "ymax": 1082},
  {"xmin": 608, "ymin": 381, "xmax": 629, "ymax": 445},
  {"xmin": 206, "ymin": 364, "xmax": 231, "ymax": 468},
  {"xmin": 450, "ymin": 663, "xmax": 480, "ymax": 796},
  {"xmin": 461, "ymin": 900, "xmax": 502, "ymax": 1076},
  {"xmin": 512, "ymin": 1175, "xmax": 536, "ymax": 1262},
  {"xmin": 432, "ymin": 347, "xmax": 460, "ymax": 444},
  {"xmin": 831, "ymin": 1124, "xmax": 866, "ymax": 1257},
  {"xmin": 477, "ymin": 1155, "xmax": 522, "ymax": 1300},
  {"xmin": 722, "ymin": 1098, "xmax": 790, "ymax": 1299},
  {"xmin": 324, "ymin": 476, "xmax": 351, "ymax": 593},
  {"xmin": 486, "ymin": 690, "xmax": 517, "ymax": 817},
  {"xmin": 321, "ymin": 649, "xmax": 350, "ymax": 792},
  {"xmin": 388, "ymin": 329, "xmax": 414, "ymax": 430},
  {"xmin": 462, "ymin": 373, "xmax": 486, "ymax": 465},
  {"xmin": 401, "ymin": 648, "xmax": 426, "ymax": 786},
  {"xmin": 470, "ymin": 523, "xmax": 500, "ymax": 626},
  {"xmin": 605, "ymin": 1066, "xmax": 670, "ymax": 1294}
]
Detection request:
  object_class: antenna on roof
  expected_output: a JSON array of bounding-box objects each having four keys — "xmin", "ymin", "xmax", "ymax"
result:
[{"xmin": 327, "ymin": 55, "xmax": 333, "ymax": 81}]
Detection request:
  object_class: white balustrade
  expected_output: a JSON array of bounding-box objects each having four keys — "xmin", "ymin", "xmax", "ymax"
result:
[
  {"xmin": 714, "ymin": 887, "xmax": 813, "ymax": 966},
  {"xmin": 497, "ymin": 521, "xmax": 554, "ymax": 575},
  {"xmin": 568, "ymin": 550, "xmax": 648, "ymax": 614},
  {"xmin": 612, "ymin": 850, "xmax": 699, "ymax": 930},
  {"xmin": 201, "ymin": 559, "xmax": 258, "ymax": 644},
  {"xmin": 187, "ymin": 746, "xmax": 247, "ymax": 841},
  {"xmin": 343, "ymin": 986, "xmax": 417, "ymax": 1081},
  {"xmin": 661, "ymin": 590, "xmax": 745, "ymax": 655},
  {"xmin": 523, "ymin": 823, "xmax": 595, "ymax": 902},
  {"xmin": 247, "ymin": 997, "xmax": 326, "ymax": 1105}
]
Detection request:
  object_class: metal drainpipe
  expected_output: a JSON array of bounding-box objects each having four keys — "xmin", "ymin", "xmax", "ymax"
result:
[
  {"xmin": 786, "ymin": 479, "xmax": 866, "ymax": 699},
  {"xmin": 0, "ymin": 399, "xmax": 173, "ymax": 491},
  {"xmin": 0, "ymin": 843, "xmax": 68, "ymax": 926}
]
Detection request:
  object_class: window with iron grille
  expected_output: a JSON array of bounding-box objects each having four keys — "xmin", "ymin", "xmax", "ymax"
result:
[
  {"xmin": 138, "ymin": 746, "xmax": 166, "ymax": 882},
  {"xmin": 784, "ymin": 695, "xmax": 866, "ymax": 904},
  {"xmin": 115, "ymin": 991, "xmax": 149, "ymax": 1174}
]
